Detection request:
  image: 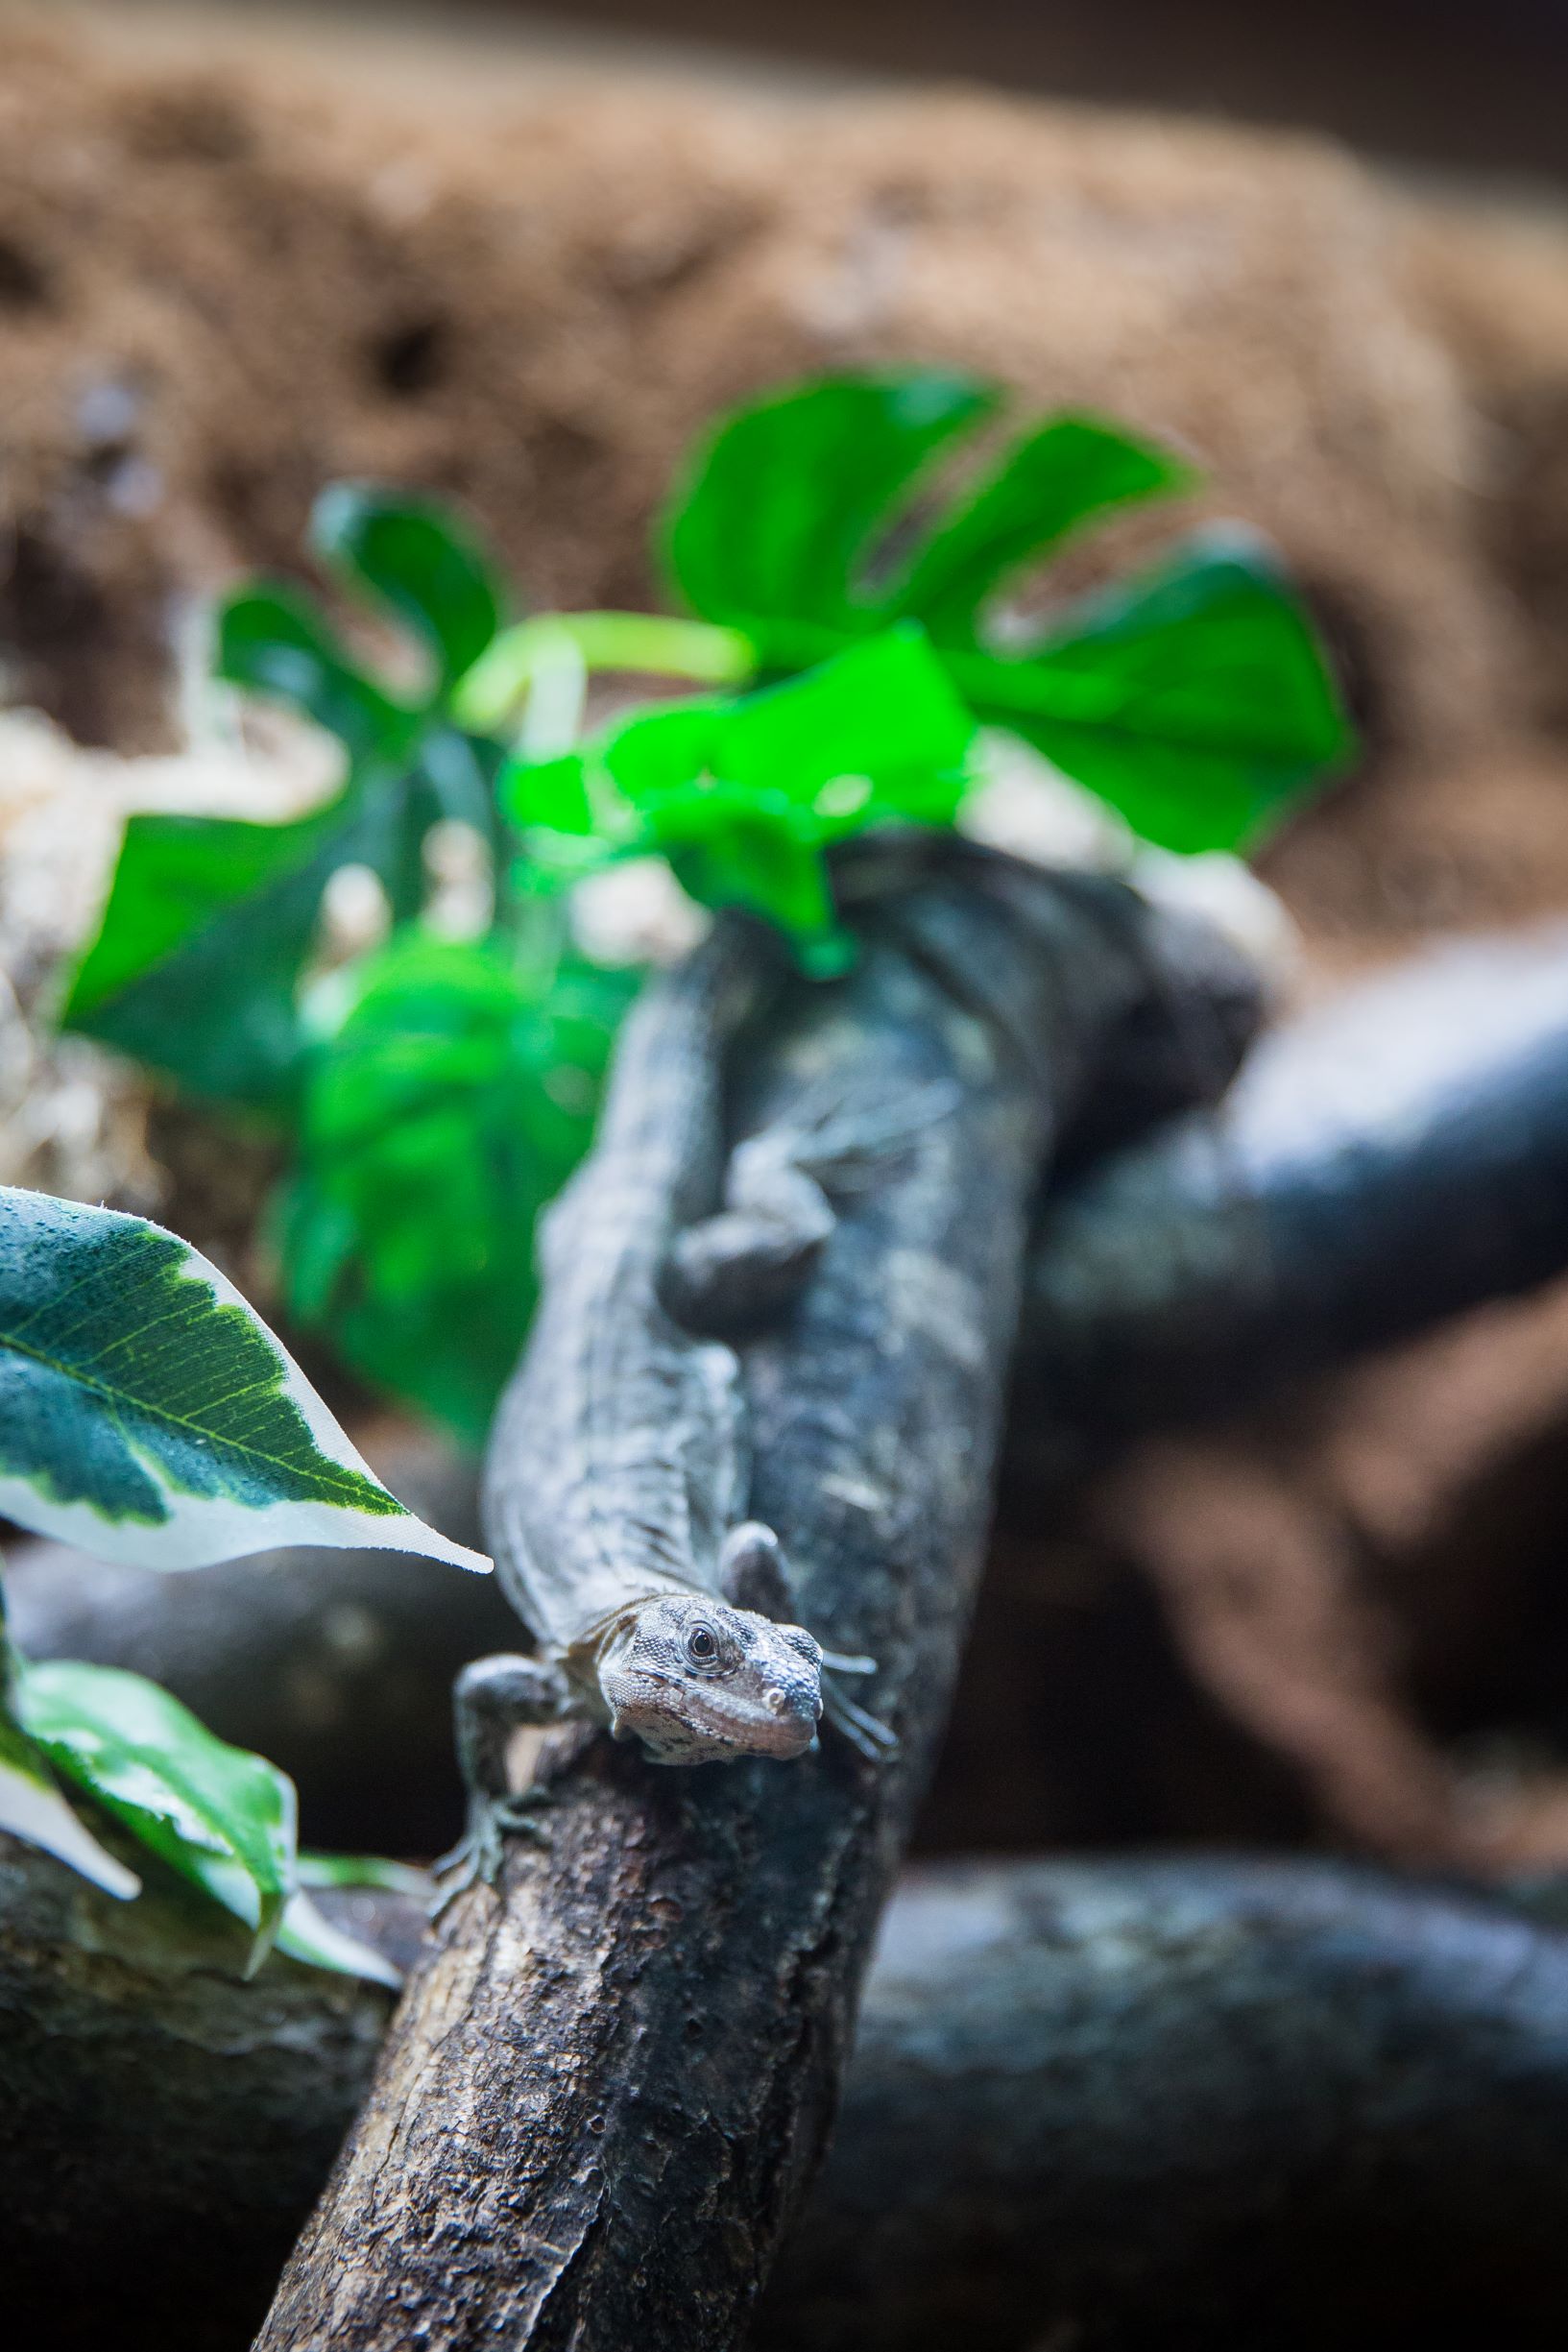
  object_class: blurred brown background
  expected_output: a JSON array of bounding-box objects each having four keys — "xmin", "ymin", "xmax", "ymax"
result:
[{"xmin": 3, "ymin": 0, "xmax": 1568, "ymax": 1874}]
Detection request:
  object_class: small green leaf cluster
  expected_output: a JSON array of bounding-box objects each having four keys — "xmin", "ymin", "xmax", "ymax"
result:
[
  {"xmin": 59, "ymin": 371, "xmax": 1352, "ymax": 1436},
  {"xmin": 0, "ymin": 1185, "xmax": 471, "ymax": 1976}
]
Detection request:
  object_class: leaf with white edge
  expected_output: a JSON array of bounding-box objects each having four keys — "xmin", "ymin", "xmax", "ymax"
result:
[
  {"xmin": 274, "ymin": 1886, "xmax": 404, "ymax": 1987},
  {"xmin": 15, "ymin": 1659, "xmax": 297, "ymax": 1970},
  {"xmin": 0, "ymin": 1681, "xmax": 141, "ymax": 1898},
  {"xmin": 0, "ymin": 1188, "xmax": 491, "ymax": 1572}
]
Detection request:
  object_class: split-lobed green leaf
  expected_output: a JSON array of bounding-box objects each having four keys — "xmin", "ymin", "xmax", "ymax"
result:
[
  {"xmin": 62, "ymin": 491, "xmax": 509, "ymax": 1111},
  {"xmin": 505, "ymin": 627, "xmax": 976, "ymax": 971},
  {"xmin": 663, "ymin": 371, "xmax": 1352, "ymax": 853},
  {"xmin": 275, "ymin": 934, "xmax": 631, "ymax": 1443},
  {"xmin": 0, "ymin": 1186, "xmax": 490, "ymax": 1570}
]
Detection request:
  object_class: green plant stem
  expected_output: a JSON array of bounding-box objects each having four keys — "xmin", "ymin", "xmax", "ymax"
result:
[{"xmin": 455, "ymin": 613, "xmax": 757, "ymax": 734}]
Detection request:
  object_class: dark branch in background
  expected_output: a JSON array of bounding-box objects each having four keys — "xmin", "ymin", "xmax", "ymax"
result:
[
  {"xmin": 763, "ymin": 1855, "xmax": 1568, "ymax": 2351},
  {"xmin": 253, "ymin": 861, "xmax": 1229, "ymax": 2352},
  {"xmin": 10, "ymin": 1840, "xmax": 1568, "ymax": 2352},
  {"xmin": 0, "ymin": 1833, "xmax": 402, "ymax": 2352},
  {"xmin": 1020, "ymin": 922, "xmax": 1568, "ymax": 1461}
]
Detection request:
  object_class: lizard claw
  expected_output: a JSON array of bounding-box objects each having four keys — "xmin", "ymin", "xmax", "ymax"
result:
[
  {"xmin": 821, "ymin": 1673, "xmax": 900, "ymax": 1761},
  {"xmin": 428, "ymin": 1789, "xmax": 553, "ymax": 1918}
]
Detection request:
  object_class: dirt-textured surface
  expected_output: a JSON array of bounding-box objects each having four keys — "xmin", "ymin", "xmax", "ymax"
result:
[{"xmin": 6, "ymin": 8, "xmax": 1568, "ymax": 1873}]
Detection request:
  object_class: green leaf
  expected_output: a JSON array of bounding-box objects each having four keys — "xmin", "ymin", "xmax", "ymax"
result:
[
  {"xmin": 298, "ymin": 1849, "xmax": 429, "ymax": 1895},
  {"xmin": 218, "ymin": 586, "xmax": 410, "ymax": 764},
  {"xmin": 273, "ymin": 1887, "xmax": 403, "ymax": 1986},
  {"xmin": 664, "ymin": 372, "xmax": 994, "ymax": 634},
  {"xmin": 64, "ymin": 492, "xmax": 513, "ymax": 1109},
  {"xmin": 0, "ymin": 1592, "xmax": 140, "ymax": 1898},
  {"xmin": 15, "ymin": 1659, "xmax": 296, "ymax": 1970},
  {"xmin": 663, "ymin": 370, "xmax": 1352, "ymax": 853},
  {"xmin": 884, "ymin": 413, "xmax": 1192, "ymax": 644},
  {"xmin": 312, "ymin": 484, "xmax": 505, "ymax": 691},
  {"xmin": 61, "ymin": 760, "xmax": 464, "ymax": 1109},
  {"xmin": 504, "ymin": 628, "xmax": 975, "ymax": 965},
  {"xmin": 0, "ymin": 1186, "xmax": 490, "ymax": 1571},
  {"xmin": 959, "ymin": 536, "xmax": 1354, "ymax": 851},
  {"xmin": 276, "ymin": 935, "xmax": 630, "ymax": 1443}
]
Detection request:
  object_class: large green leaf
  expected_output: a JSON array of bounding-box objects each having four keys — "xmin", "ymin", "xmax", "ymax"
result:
[
  {"xmin": 15, "ymin": 1659, "xmax": 296, "ymax": 1970},
  {"xmin": 313, "ymin": 484, "xmax": 506, "ymax": 691},
  {"xmin": 663, "ymin": 371, "xmax": 1352, "ymax": 852},
  {"xmin": 0, "ymin": 1187, "xmax": 490, "ymax": 1570},
  {"xmin": 969, "ymin": 536, "xmax": 1349, "ymax": 852},
  {"xmin": 276, "ymin": 934, "xmax": 630, "ymax": 1443},
  {"xmin": 505, "ymin": 627, "xmax": 976, "ymax": 969}
]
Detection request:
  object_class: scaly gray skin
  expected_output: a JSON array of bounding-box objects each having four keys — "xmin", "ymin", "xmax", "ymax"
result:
[{"xmin": 440, "ymin": 918, "xmax": 897, "ymax": 1896}]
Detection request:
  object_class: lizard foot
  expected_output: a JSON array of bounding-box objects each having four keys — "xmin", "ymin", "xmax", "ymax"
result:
[
  {"xmin": 428, "ymin": 1788, "xmax": 555, "ymax": 1918},
  {"xmin": 822, "ymin": 1672, "xmax": 899, "ymax": 1762}
]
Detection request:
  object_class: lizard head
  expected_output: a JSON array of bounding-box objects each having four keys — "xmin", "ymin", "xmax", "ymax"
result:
[{"xmin": 595, "ymin": 1595, "xmax": 822, "ymax": 1765}]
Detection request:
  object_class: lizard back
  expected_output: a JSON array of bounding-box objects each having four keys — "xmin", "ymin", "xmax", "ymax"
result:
[{"xmin": 482, "ymin": 919, "xmax": 771, "ymax": 1660}]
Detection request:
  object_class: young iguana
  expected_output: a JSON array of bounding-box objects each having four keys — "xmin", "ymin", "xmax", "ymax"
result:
[{"xmin": 440, "ymin": 917, "xmax": 901, "ymax": 1893}]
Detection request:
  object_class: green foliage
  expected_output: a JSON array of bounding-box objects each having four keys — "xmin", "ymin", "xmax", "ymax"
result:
[
  {"xmin": 275, "ymin": 934, "xmax": 631, "ymax": 1443},
  {"xmin": 506, "ymin": 627, "xmax": 975, "ymax": 972},
  {"xmin": 58, "ymin": 371, "xmax": 1351, "ymax": 1436},
  {"xmin": 663, "ymin": 371, "xmax": 1352, "ymax": 853},
  {"xmin": 0, "ymin": 1194, "xmax": 465, "ymax": 1972},
  {"xmin": 0, "ymin": 1588, "xmax": 141, "ymax": 1900},
  {"xmin": 0, "ymin": 1187, "xmax": 487, "ymax": 1569},
  {"xmin": 16, "ymin": 1658, "xmax": 296, "ymax": 1971},
  {"xmin": 12, "ymin": 1653, "xmax": 406, "ymax": 1982},
  {"xmin": 62, "ymin": 490, "xmax": 509, "ymax": 1111}
]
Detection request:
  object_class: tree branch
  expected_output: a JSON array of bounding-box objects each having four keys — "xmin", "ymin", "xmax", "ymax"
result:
[
  {"xmin": 1021, "ymin": 923, "xmax": 1568, "ymax": 1453},
  {"xmin": 253, "ymin": 862, "xmax": 1217, "ymax": 2352},
  {"xmin": 10, "ymin": 1841, "xmax": 1568, "ymax": 2350},
  {"xmin": 765, "ymin": 1854, "xmax": 1568, "ymax": 2348}
]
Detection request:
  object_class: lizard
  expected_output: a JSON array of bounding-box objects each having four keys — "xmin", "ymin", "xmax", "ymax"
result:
[{"xmin": 438, "ymin": 913, "xmax": 910, "ymax": 1897}]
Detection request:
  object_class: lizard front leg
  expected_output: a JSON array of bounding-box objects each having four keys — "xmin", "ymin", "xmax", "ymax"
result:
[
  {"xmin": 432, "ymin": 1653, "xmax": 581, "ymax": 1911},
  {"xmin": 718, "ymin": 1521, "xmax": 897, "ymax": 1761}
]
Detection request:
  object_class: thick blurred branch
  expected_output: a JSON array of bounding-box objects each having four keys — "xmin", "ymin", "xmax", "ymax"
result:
[{"xmin": 1021, "ymin": 924, "xmax": 1568, "ymax": 1459}]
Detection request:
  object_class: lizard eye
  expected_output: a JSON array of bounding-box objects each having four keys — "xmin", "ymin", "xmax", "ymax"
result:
[{"xmin": 685, "ymin": 1623, "xmax": 721, "ymax": 1668}]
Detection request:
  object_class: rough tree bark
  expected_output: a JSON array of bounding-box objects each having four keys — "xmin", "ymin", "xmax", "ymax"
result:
[
  {"xmin": 1021, "ymin": 921, "xmax": 1568, "ymax": 1452},
  {"xmin": 253, "ymin": 861, "xmax": 1224, "ymax": 2352},
  {"xmin": 10, "ymin": 1838, "xmax": 1568, "ymax": 2352}
]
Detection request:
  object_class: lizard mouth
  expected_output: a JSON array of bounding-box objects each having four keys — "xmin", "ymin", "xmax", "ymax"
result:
[{"xmin": 616, "ymin": 1674, "xmax": 820, "ymax": 1764}]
